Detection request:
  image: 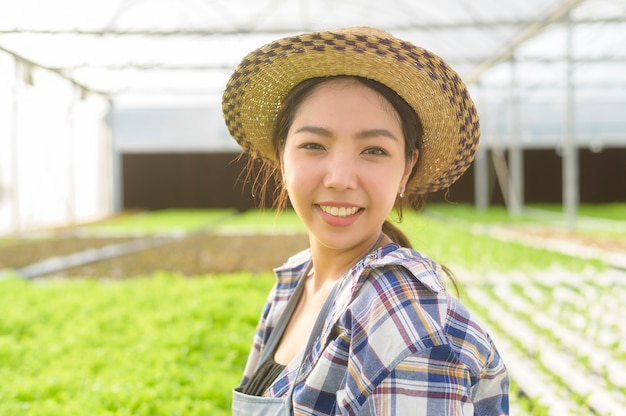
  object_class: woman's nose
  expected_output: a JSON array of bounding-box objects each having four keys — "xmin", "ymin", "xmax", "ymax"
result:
[{"xmin": 323, "ymin": 150, "xmax": 358, "ymax": 190}]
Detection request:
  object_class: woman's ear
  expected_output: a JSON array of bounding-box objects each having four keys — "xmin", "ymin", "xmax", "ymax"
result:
[
  {"xmin": 402, "ymin": 150, "xmax": 418, "ymax": 184},
  {"xmin": 279, "ymin": 156, "xmax": 287, "ymax": 186}
]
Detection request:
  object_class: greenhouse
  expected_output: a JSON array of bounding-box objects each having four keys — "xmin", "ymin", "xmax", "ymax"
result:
[
  {"xmin": 1, "ymin": 0, "xmax": 625, "ymax": 233},
  {"xmin": 0, "ymin": 0, "xmax": 625, "ymax": 414}
]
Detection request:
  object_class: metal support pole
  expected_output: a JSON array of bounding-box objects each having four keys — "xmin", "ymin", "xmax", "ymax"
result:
[
  {"xmin": 509, "ymin": 57, "xmax": 524, "ymax": 217},
  {"xmin": 474, "ymin": 83, "xmax": 489, "ymax": 211},
  {"xmin": 102, "ymin": 101, "xmax": 115, "ymax": 217},
  {"xmin": 474, "ymin": 144, "xmax": 489, "ymax": 212},
  {"xmin": 563, "ymin": 13, "xmax": 578, "ymax": 229},
  {"xmin": 107, "ymin": 104, "xmax": 123, "ymax": 213},
  {"xmin": 66, "ymin": 86, "xmax": 77, "ymax": 226},
  {"xmin": 10, "ymin": 59, "xmax": 20, "ymax": 234}
]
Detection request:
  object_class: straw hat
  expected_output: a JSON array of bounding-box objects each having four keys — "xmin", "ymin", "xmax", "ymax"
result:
[{"xmin": 222, "ymin": 27, "xmax": 479, "ymax": 194}]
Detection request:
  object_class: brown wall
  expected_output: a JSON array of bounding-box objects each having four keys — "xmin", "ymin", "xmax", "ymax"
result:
[
  {"xmin": 123, "ymin": 153, "xmax": 256, "ymax": 211},
  {"xmin": 498, "ymin": 147, "xmax": 626, "ymax": 204},
  {"xmin": 579, "ymin": 148, "xmax": 626, "ymax": 203},
  {"xmin": 122, "ymin": 148, "xmax": 626, "ymax": 210}
]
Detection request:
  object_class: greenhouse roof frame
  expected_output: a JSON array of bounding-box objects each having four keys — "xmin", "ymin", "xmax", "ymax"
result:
[{"xmin": 0, "ymin": 0, "xmax": 624, "ymax": 108}]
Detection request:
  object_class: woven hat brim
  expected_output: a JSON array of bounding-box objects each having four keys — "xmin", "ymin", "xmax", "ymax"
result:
[{"xmin": 222, "ymin": 27, "xmax": 480, "ymax": 194}]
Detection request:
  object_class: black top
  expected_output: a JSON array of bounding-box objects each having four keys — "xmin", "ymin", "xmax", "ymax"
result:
[{"xmin": 242, "ymin": 357, "xmax": 286, "ymax": 396}]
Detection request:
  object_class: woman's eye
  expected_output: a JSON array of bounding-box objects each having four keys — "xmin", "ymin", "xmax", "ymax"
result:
[
  {"xmin": 301, "ymin": 142, "xmax": 325, "ymax": 151},
  {"xmin": 363, "ymin": 147, "xmax": 388, "ymax": 156}
]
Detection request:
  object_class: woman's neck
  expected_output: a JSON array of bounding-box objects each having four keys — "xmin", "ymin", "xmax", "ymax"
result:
[{"xmin": 306, "ymin": 232, "xmax": 387, "ymax": 293}]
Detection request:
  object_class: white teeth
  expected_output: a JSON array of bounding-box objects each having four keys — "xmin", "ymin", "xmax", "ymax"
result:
[{"xmin": 320, "ymin": 205, "xmax": 360, "ymax": 217}]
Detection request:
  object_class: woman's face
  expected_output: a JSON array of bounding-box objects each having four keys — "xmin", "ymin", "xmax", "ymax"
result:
[{"xmin": 281, "ymin": 78, "xmax": 417, "ymax": 251}]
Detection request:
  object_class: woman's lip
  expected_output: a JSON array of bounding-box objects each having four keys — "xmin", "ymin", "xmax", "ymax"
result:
[
  {"xmin": 316, "ymin": 201, "xmax": 362, "ymax": 208},
  {"xmin": 315, "ymin": 204, "xmax": 363, "ymax": 226},
  {"xmin": 315, "ymin": 203, "xmax": 363, "ymax": 213},
  {"xmin": 318, "ymin": 205, "xmax": 362, "ymax": 217}
]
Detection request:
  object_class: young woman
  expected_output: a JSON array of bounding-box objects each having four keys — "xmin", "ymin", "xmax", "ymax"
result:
[{"xmin": 223, "ymin": 27, "xmax": 509, "ymax": 415}]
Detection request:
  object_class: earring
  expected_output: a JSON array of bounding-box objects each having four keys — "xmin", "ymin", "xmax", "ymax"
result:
[{"xmin": 399, "ymin": 187, "xmax": 405, "ymax": 198}]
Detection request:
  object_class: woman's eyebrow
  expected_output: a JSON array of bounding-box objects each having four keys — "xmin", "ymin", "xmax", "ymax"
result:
[
  {"xmin": 356, "ymin": 129, "xmax": 398, "ymax": 141},
  {"xmin": 294, "ymin": 126, "xmax": 333, "ymax": 137},
  {"xmin": 294, "ymin": 126, "xmax": 398, "ymax": 141}
]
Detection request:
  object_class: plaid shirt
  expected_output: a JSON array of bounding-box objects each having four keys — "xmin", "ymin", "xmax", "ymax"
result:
[{"xmin": 238, "ymin": 243, "xmax": 509, "ymax": 415}]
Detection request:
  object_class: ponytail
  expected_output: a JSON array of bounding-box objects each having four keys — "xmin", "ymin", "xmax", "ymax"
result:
[
  {"xmin": 384, "ymin": 203, "xmax": 460, "ymax": 297},
  {"xmin": 382, "ymin": 220, "xmax": 413, "ymax": 248}
]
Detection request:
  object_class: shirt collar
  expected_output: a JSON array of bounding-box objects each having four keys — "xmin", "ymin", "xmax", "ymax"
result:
[{"xmin": 274, "ymin": 243, "xmax": 444, "ymax": 295}]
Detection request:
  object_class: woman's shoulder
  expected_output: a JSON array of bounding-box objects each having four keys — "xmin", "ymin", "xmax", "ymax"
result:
[
  {"xmin": 349, "ymin": 247, "xmax": 449, "ymax": 343},
  {"xmin": 366, "ymin": 245, "xmax": 446, "ymax": 295},
  {"xmin": 275, "ymin": 247, "xmax": 312, "ymax": 273},
  {"xmin": 354, "ymin": 246, "xmax": 500, "ymax": 375},
  {"xmin": 272, "ymin": 248, "xmax": 312, "ymax": 290}
]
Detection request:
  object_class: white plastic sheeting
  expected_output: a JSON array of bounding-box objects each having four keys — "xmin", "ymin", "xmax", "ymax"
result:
[{"xmin": 0, "ymin": 52, "xmax": 112, "ymax": 234}]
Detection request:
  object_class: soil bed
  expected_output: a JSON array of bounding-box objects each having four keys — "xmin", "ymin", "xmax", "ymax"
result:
[
  {"xmin": 0, "ymin": 237, "xmax": 138, "ymax": 269},
  {"xmin": 5, "ymin": 222, "xmax": 622, "ymax": 279},
  {"xmin": 49, "ymin": 233, "xmax": 310, "ymax": 278}
]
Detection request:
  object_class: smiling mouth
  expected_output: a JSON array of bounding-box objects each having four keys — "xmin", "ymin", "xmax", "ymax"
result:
[{"xmin": 319, "ymin": 205, "xmax": 362, "ymax": 217}]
